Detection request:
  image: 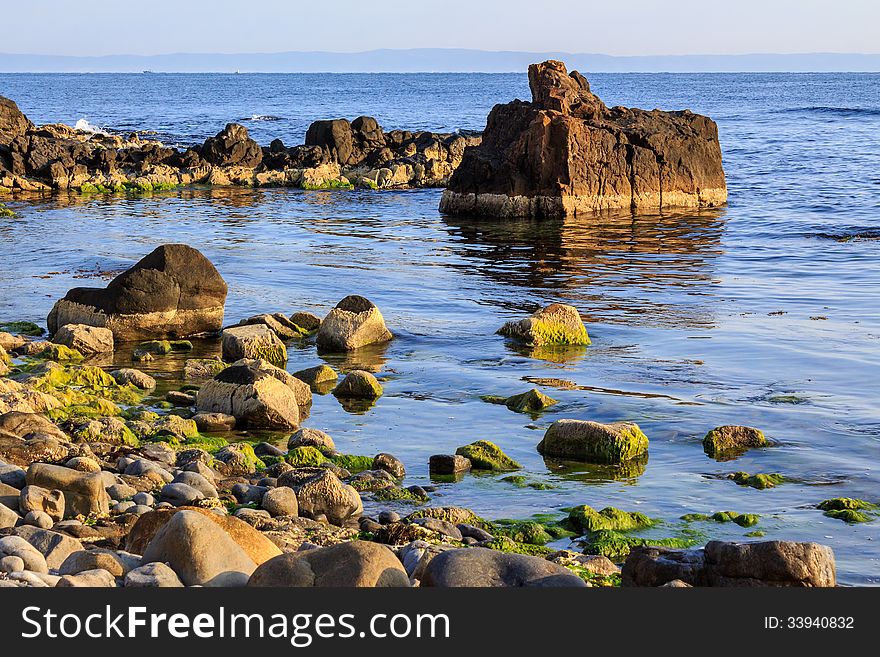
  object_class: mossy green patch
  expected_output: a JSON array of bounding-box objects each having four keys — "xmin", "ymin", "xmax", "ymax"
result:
[
  {"xmin": 483, "ymin": 536, "xmax": 554, "ymax": 556},
  {"xmin": 0, "ymin": 204, "xmax": 15, "ymax": 218},
  {"xmin": 169, "ymin": 340, "xmax": 193, "ymax": 351},
  {"xmin": 566, "ymin": 505, "xmax": 655, "ymax": 533},
  {"xmin": 34, "ymin": 344, "xmax": 84, "ymax": 362},
  {"xmin": 0, "ymin": 321, "xmax": 44, "ymax": 336},
  {"xmin": 491, "ymin": 521, "xmax": 553, "ymax": 545},
  {"xmin": 138, "ymin": 340, "xmax": 172, "ymax": 355},
  {"xmin": 818, "ymin": 498, "xmax": 877, "ymax": 523},
  {"xmin": 729, "ymin": 472, "xmax": 785, "ymax": 489},
  {"xmin": 301, "ymin": 179, "xmax": 354, "ymax": 191},
  {"xmin": 744, "ymin": 530, "xmax": 766, "ymax": 537},
  {"xmin": 703, "ymin": 425, "xmax": 767, "ymax": 458},
  {"xmin": 455, "ymin": 440, "xmax": 520, "ymax": 471},
  {"xmin": 329, "ymin": 453, "xmax": 373, "ymax": 473},
  {"xmin": 581, "ymin": 530, "xmax": 701, "ymax": 560},
  {"xmin": 285, "ymin": 446, "xmax": 328, "ymax": 468},
  {"xmin": 372, "ymin": 487, "xmax": 429, "ymax": 503},
  {"xmin": 710, "ymin": 511, "xmax": 760, "ymax": 527}
]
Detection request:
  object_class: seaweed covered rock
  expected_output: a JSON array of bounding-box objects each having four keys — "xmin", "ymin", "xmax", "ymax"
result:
[
  {"xmin": 221, "ymin": 324, "xmax": 287, "ymax": 367},
  {"xmin": 455, "ymin": 440, "xmax": 520, "ymax": 471},
  {"xmin": 288, "ymin": 427, "xmax": 335, "ymax": 452},
  {"xmin": 538, "ymin": 419, "xmax": 648, "ymax": 463},
  {"xmin": 486, "ymin": 388, "xmax": 558, "ymax": 413},
  {"xmin": 817, "ymin": 498, "xmax": 877, "ymax": 523},
  {"xmin": 498, "ymin": 303, "xmax": 589, "ymax": 347},
  {"xmin": 47, "ymin": 244, "xmax": 228, "ymax": 341},
  {"xmin": 703, "ymin": 425, "xmax": 767, "ymax": 458},
  {"xmin": 441, "ymin": 60, "xmax": 727, "ymax": 218},
  {"xmin": 421, "ymin": 547, "xmax": 586, "ymax": 587},
  {"xmin": 291, "ymin": 469, "xmax": 363, "ymax": 526},
  {"xmin": 248, "ymin": 540, "xmax": 410, "ymax": 587},
  {"xmin": 316, "ymin": 295, "xmax": 392, "ymax": 352},
  {"xmin": 195, "ymin": 359, "xmax": 300, "ymax": 430},
  {"xmin": 52, "ymin": 324, "xmax": 114, "ymax": 354}
]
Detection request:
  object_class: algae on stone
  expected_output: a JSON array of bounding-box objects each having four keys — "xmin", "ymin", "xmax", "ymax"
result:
[{"xmin": 455, "ymin": 440, "xmax": 521, "ymax": 471}]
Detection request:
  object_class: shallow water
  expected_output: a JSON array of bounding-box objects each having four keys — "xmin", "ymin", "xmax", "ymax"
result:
[{"xmin": 1, "ymin": 73, "xmax": 879, "ymax": 585}]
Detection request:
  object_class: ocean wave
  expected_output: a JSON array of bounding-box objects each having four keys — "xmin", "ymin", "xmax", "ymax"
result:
[
  {"xmin": 241, "ymin": 114, "xmax": 284, "ymax": 122},
  {"xmin": 775, "ymin": 106, "xmax": 880, "ymax": 117},
  {"xmin": 74, "ymin": 118, "xmax": 107, "ymax": 134}
]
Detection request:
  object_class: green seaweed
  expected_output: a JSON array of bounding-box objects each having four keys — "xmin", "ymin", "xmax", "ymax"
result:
[
  {"xmin": 0, "ymin": 321, "xmax": 43, "ymax": 336},
  {"xmin": 329, "ymin": 453, "xmax": 374, "ymax": 473},
  {"xmin": 566, "ymin": 505, "xmax": 655, "ymax": 533},
  {"xmin": 581, "ymin": 529, "xmax": 701, "ymax": 560},
  {"xmin": 455, "ymin": 440, "xmax": 521, "ymax": 471},
  {"xmin": 729, "ymin": 472, "xmax": 785, "ymax": 489},
  {"xmin": 483, "ymin": 536, "xmax": 554, "ymax": 557},
  {"xmin": 372, "ymin": 487, "xmax": 429, "ymax": 503}
]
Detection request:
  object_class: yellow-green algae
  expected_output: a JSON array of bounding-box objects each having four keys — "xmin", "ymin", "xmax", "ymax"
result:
[{"xmin": 455, "ymin": 440, "xmax": 521, "ymax": 471}]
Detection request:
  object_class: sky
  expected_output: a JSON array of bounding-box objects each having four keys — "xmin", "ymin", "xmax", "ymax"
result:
[{"xmin": 3, "ymin": 0, "xmax": 877, "ymax": 56}]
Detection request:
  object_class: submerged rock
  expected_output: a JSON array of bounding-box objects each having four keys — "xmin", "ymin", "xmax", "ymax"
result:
[
  {"xmin": 485, "ymin": 388, "xmax": 558, "ymax": 413},
  {"xmin": 538, "ymin": 419, "xmax": 648, "ymax": 464},
  {"xmin": 703, "ymin": 425, "xmax": 767, "ymax": 458},
  {"xmin": 499, "ymin": 303, "xmax": 589, "ymax": 347},
  {"xmin": 441, "ymin": 59, "xmax": 726, "ymax": 218},
  {"xmin": 316, "ymin": 295, "xmax": 392, "ymax": 352},
  {"xmin": 47, "ymin": 244, "xmax": 228, "ymax": 341}
]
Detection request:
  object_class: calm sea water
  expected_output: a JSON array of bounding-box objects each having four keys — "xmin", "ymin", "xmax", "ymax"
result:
[{"xmin": 1, "ymin": 73, "xmax": 878, "ymax": 585}]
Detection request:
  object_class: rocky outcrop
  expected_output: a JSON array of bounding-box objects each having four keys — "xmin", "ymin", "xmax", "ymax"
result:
[
  {"xmin": 0, "ymin": 94, "xmax": 480, "ymax": 193},
  {"xmin": 440, "ymin": 60, "xmax": 727, "ymax": 218},
  {"xmin": 47, "ymin": 244, "xmax": 227, "ymax": 341}
]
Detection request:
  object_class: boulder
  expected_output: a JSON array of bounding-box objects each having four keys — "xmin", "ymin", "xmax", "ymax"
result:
[
  {"xmin": 498, "ymin": 303, "xmax": 589, "ymax": 346},
  {"xmin": 111, "ymin": 368, "xmax": 156, "ymax": 389},
  {"xmin": 0, "ymin": 502, "xmax": 20, "ymax": 529},
  {"xmin": 333, "ymin": 370, "xmax": 383, "ymax": 399},
  {"xmin": 0, "ymin": 535, "xmax": 48, "ymax": 573},
  {"xmin": 621, "ymin": 540, "xmax": 836, "ymax": 587},
  {"xmin": 159, "ymin": 482, "xmax": 204, "ymax": 506},
  {"xmin": 126, "ymin": 507, "xmax": 281, "ymax": 565},
  {"xmin": 195, "ymin": 359, "xmax": 300, "ymax": 430},
  {"xmin": 221, "ymin": 324, "xmax": 287, "ymax": 366},
  {"xmin": 248, "ymin": 541, "xmax": 409, "ymax": 587},
  {"xmin": 703, "ymin": 425, "xmax": 767, "ymax": 458},
  {"xmin": 429, "ymin": 454, "xmax": 472, "ymax": 475},
  {"xmin": 316, "ymin": 295, "xmax": 392, "ymax": 351},
  {"xmin": 52, "ymin": 323, "xmax": 114, "ymax": 354},
  {"xmin": 261, "ymin": 486, "xmax": 298, "ymax": 517},
  {"xmin": 19, "ymin": 485, "xmax": 65, "ymax": 522},
  {"xmin": 12, "ymin": 525, "xmax": 84, "ymax": 569},
  {"xmin": 0, "ymin": 96, "xmax": 32, "ymax": 144},
  {"xmin": 440, "ymin": 60, "xmax": 726, "ymax": 218},
  {"xmin": 373, "ymin": 453, "xmax": 405, "ymax": 479},
  {"xmin": 46, "ymin": 244, "xmax": 228, "ymax": 341},
  {"xmin": 538, "ymin": 419, "xmax": 649, "ymax": 464},
  {"xmin": 192, "ymin": 411, "xmax": 236, "ymax": 432},
  {"xmin": 201, "ymin": 123, "xmax": 262, "ymax": 168},
  {"xmin": 59, "ymin": 548, "xmax": 138, "ymax": 577},
  {"xmin": 57, "ymin": 568, "xmax": 117, "ymax": 587},
  {"xmin": 140, "ymin": 510, "xmax": 258, "ymax": 586},
  {"xmin": 293, "ymin": 469, "xmax": 363, "ymax": 526},
  {"xmin": 290, "ymin": 312, "xmax": 321, "ymax": 332},
  {"xmin": 292, "ymin": 364, "xmax": 338, "ymax": 388},
  {"xmin": 25, "ymin": 463, "xmax": 110, "ymax": 517},
  {"xmin": 124, "ymin": 562, "xmax": 184, "ymax": 587},
  {"xmin": 421, "ymin": 548, "xmax": 586, "ymax": 587},
  {"xmin": 288, "ymin": 427, "xmax": 335, "ymax": 452}
]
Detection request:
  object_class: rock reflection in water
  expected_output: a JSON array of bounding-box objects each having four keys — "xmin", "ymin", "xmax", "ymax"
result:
[{"xmin": 443, "ymin": 207, "xmax": 726, "ymax": 328}]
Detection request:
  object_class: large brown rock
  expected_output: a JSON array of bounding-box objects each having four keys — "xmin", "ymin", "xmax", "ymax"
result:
[
  {"xmin": 441, "ymin": 60, "xmax": 727, "ymax": 218},
  {"xmin": 201, "ymin": 123, "xmax": 262, "ymax": 168},
  {"xmin": 47, "ymin": 244, "xmax": 228, "ymax": 341},
  {"xmin": 195, "ymin": 359, "xmax": 301, "ymax": 430},
  {"xmin": 0, "ymin": 96, "xmax": 32, "ymax": 145},
  {"xmin": 621, "ymin": 540, "xmax": 836, "ymax": 587},
  {"xmin": 25, "ymin": 464, "xmax": 110, "ymax": 518},
  {"xmin": 125, "ymin": 506, "xmax": 282, "ymax": 565},
  {"xmin": 140, "ymin": 510, "xmax": 257, "ymax": 586},
  {"xmin": 52, "ymin": 323, "xmax": 114, "ymax": 354},
  {"xmin": 248, "ymin": 541, "xmax": 409, "ymax": 587}
]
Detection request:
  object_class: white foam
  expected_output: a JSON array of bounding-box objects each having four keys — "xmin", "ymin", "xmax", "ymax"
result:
[{"xmin": 74, "ymin": 118, "xmax": 107, "ymax": 134}]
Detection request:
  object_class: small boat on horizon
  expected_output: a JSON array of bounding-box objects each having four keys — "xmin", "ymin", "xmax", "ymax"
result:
[{"xmin": 143, "ymin": 70, "xmax": 154, "ymax": 74}]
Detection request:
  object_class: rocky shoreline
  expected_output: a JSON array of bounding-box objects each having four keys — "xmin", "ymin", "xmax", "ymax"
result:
[
  {"xmin": 0, "ymin": 95, "xmax": 480, "ymax": 195},
  {"xmin": 0, "ymin": 243, "xmax": 852, "ymax": 588}
]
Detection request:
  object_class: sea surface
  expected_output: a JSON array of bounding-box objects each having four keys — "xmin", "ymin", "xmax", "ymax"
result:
[{"xmin": 0, "ymin": 73, "xmax": 878, "ymax": 585}]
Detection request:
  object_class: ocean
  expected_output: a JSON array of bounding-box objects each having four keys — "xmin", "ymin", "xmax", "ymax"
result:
[{"xmin": 0, "ymin": 72, "xmax": 878, "ymax": 584}]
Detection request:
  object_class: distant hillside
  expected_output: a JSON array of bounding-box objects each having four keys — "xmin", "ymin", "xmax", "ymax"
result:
[{"xmin": 1, "ymin": 49, "xmax": 879, "ymax": 73}]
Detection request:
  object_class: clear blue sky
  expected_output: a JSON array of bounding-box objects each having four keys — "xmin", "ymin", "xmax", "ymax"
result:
[{"xmin": 5, "ymin": 0, "xmax": 877, "ymax": 56}]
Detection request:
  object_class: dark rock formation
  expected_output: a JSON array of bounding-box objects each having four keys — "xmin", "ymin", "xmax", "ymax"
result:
[
  {"xmin": 440, "ymin": 60, "xmax": 727, "ymax": 218},
  {"xmin": 0, "ymin": 94, "xmax": 481, "ymax": 193},
  {"xmin": 47, "ymin": 244, "xmax": 228, "ymax": 341},
  {"xmin": 201, "ymin": 123, "xmax": 262, "ymax": 168}
]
